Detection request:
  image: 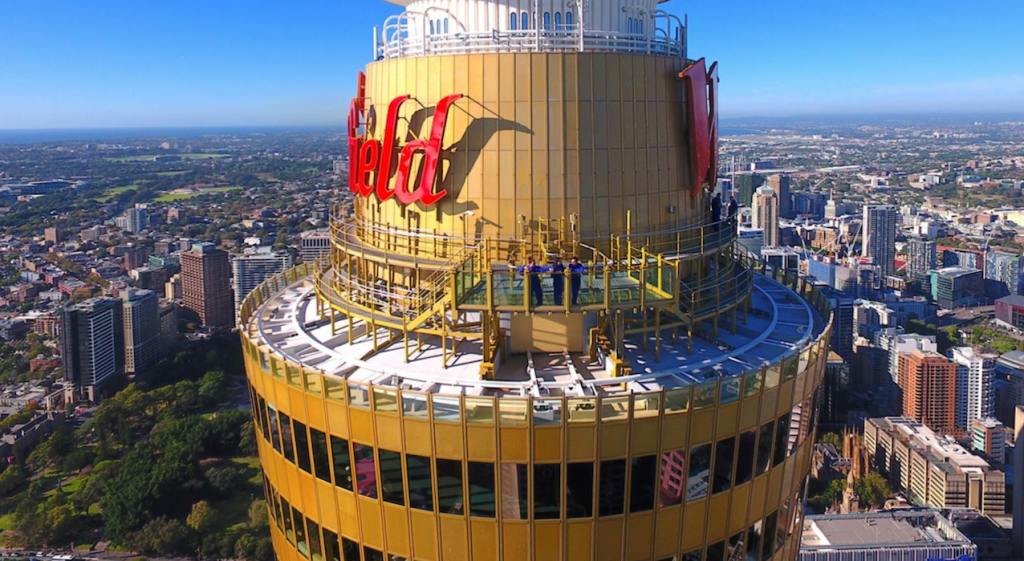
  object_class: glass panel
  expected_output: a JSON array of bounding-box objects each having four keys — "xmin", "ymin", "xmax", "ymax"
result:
[
  {"xmin": 743, "ymin": 369, "xmax": 763, "ymax": 398},
  {"xmin": 363, "ymin": 546, "xmax": 384, "ymax": 561},
  {"xmin": 566, "ymin": 462, "xmax": 594, "ymax": 518},
  {"xmin": 783, "ymin": 353, "xmax": 799, "ymax": 382},
  {"xmin": 330, "ymin": 436, "xmax": 353, "ymax": 491},
  {"xmin": 468, "ymin": 462, "xmax": 496, "ymax": 518},
  {"xmin": 286, "ymin": 363, "xmax": 303, "ymax": 388},
  {"xmin": 720, "ymin": 377, "xmax": 740, "ymax": 405},
  {"xmin": 501, "ymin": 463, "xmax": 529, "ymax": 520},
  {"xmin": 687, "ymin": 443, "xmax": 711, "ymax": 501},
  {"xmin": 465, "ymin": 396, "xmax": 495, "ymax": 424},
  {"xmin": 311, "ymin": 428, "xmax": 331, "ymax": 483},
  {"xmin": 756, "ymin": 422, "xmax": 774, "ymax": 475},
  {"xmin": 707, "ymin": 541, "xmax": 724, "ymax": 561},
  {"xmin": 379, "ymin": 449, "xmax": 404, "ymax": 506},
  {"xmin": 533, "ymin": 398, "xmax": 563, "ymax": 425},
  {"xmin": 406, "ymin": 454, "xmax": 434, "ymax": 511},
  {"xmin": 324, "ymin": 376, "xmax": 346, "ymax": 403},
  {"xmin": 402, "ymin": 391, "xmax": 429, "ymax": 418},
  {"xmin": 746, "ymin": 521, "xmax": 762, "ymax": 561},
  {"xmin": 353, "ymin": 443, "xmax": 377, "ymax": 498},
  {"xmin": 293, "ymin": 419, "xmax": 312, "ymax": 473},
  {"xmin": 372, "ymin": 387, "xmax": 399, "ymax": 413},
  {"xmin": 258, "ymin": 396, "xmax": 271, "ymax": 443},
  {"xmin": 267, "ymin": 405, "xmax": 282, "ymax": 453},
  {"xmin": 347, "ymin": 383, "xmax": 370, "ymax": 409},
  {"xmin": 629, "ymin": 455, "xmax": 657, "ymax": 512},
  {"xmin": 533, "ymin": 463, "xmax": 561, "ymax": 520},
  {"xmin": 633, "ymin": 393, "xmax": 661, "ymax": 418},
  {"xmin": 761, "ymin": 511, "xmax": 778, "ymax": 561},
  {"xmin": 342, "ymin": 537, "xmax": 360, "ymax": 561},
  {"xmin": 499, "ymin": 398, "xmax": 529, "ymax": 426},
  {"xmin": 713, "ymin": 437, "xmax": 735, "ymax": 494},
  {"xmin": 568, "ymin": 397, "xmax": 598, "ymax": 422},
  {"xmin": 659, "ymin": 449, "xmax": 686, "ymax": 507},
  {"xmin": 281, "ymin": 497, "xmax": 294, "ymax": 544},
  {"xmin": 773, "ymin": 414, "xmax": 791, "ymax": 467},
  {"xmin": 693, "ymin": 381, "xmax": 717, "ymax": 410},
  {"xmin": 601, "ymin": 396, "xmax": 630, "ymax": 420},
  {"xmin": 727, "ymin": 533, "xmax": 744, "ymax": 561},
  {"xmin": 665, "ymin": 387, "xmax": 690, "ymax": 413},
  {"xmin": 307, "ymin": 518, "xmax": 323, "ymax": 561},
  {"xmin": 279, "ymin": 412, "xmax": 295, "ymax": 463},
  {"xmin": 432, "ymin": 396, "xmax": 462, "ymax": 423},
  {"xmin": 736, "ymin": 430, "xmax": 756, "ymax": 486},
  {"xmin": 324, "ymin": 529, "xmax": 340, "ymax": 561},
  {"xmin": 682, "ymin": 550, "xmax": 702, "ymax": 561},
  {"xmin": 765, "ymin": 361, "xmax": 781, "ymax": 389},
  {"xmin": 436, "ymin": 458, "xmax": 464, "ymax": 514},
  {"xmin": 598, "ymin": 459, "xmax": 626, "ymax": 516}
]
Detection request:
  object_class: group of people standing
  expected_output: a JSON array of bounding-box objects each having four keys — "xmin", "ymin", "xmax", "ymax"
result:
[
  {"xmin": 710, "ymin": 192, "xmax": 740, "ymax": 229},
  {"xmin": 519, "ymin": 256, "xmax": 585, "ymax": 306}
]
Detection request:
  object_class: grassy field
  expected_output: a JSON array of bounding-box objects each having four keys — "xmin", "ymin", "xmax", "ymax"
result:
[
  {"xmin": 155, "ymin": 170, "xmax": 190, "ymax": 176},
  {"xmin": 93, "ymin": 184, "xmax": 140, "ymax": 202},
  {"xmin": 152, "ymin": 186, "xmax": 240, "ymax": 202}
]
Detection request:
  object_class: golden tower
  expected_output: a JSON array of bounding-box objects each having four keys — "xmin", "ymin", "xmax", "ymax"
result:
[{"xmin": 240, "ymin": 2, "xmax": 832, "ymax": 560}]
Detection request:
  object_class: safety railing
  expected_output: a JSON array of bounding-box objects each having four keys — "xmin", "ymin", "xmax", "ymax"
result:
[
  {"xmin": 613, "ymin": 219, "xmax": 738, "ymax": 261},
  {"xmin": 678, "ymin": 259, "xmax": 753, "ymax": 320}
]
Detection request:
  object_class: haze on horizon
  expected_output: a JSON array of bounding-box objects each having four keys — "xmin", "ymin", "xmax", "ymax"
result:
[{"xmin": 2, "ymin": 0, "xmax": 1023, "ymax": 130}]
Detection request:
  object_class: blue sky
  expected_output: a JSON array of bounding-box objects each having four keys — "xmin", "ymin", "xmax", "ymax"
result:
[{"xmin": 1, "ymin": 0, "xmax": 1022, "ymax": 129}]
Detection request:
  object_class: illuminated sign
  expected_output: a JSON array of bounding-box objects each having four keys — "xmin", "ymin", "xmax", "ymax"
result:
[
  {"xmin": 680, "ymin": 58, "xmax": 719, "ymax": 199},
  {"xmin": 348, "ymin": 71, "xmax": 463, "ymax": 206}
]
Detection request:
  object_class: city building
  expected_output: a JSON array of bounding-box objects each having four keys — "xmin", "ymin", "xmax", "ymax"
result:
[
  {"xmin": 942, "ymin": 248, "xmax": 984, "ymax": 271},
  {"xmin": 799, "ymin": 510, "xmax": 976, "ymax": 561},
  {"xmin": 897, "ymin": 350, "xmax": 957, "ymax": 433},
  {"xmin": 238, "ymin": 4, "xmax": 832, "ymax": 561},
  {"xmin": 864, "ymin": 417, "xmax": 1007, "ymax": 514},
  {"xmin": 114, "ymin": 205, "xmax": 149, "ymax": 233},
  {"xmin": 44, "ymin": 227, "xmax": 60, "ymax": 244},
  {"xmin": 299, "ymin": 229, "xmax": 331, "ymax": 263},
  {"xmin": 158, "ymin": 301, "xmax": 179, "ymax": 351},
  {"xmin": 736, "ymin": 227, "xmax": 765, "ymax": 257},
  {"xmin": 121, "ymin": 288, "xmax": 160, "ymax": 375},
  {"xmin": 165, "ymin": 273, "xmax": 182, "ymax": 301},
  {"xmin": 994, "ymin": 350, "xmax": 1024, "ymax": 431},
  {"xmin": 950, "ymin": 347, "xmax": 996, "ymax": 429},
  {"xmin": 821, "ymin": 352, "xmax": 849, "ymax": 425},
  {"xmin": 231, "ymin": 248, "xmax": 294, "ymax": 316},
  {"xmin": 752, "ymin": 185, "xmax": 779, "ymax": 246},
  {"xmin": 905, "ymin": 238, "xmax": 936, "ymax": 288},
  {"xmin": 1013, "ymin": 407, "xmax": 1023, "ymax": 559},
  {"xmin": 60, "ymin": 297, "xmax": 124, "ymax": 402},
  {"xmin": 970, "ymin": 418, "xmax": 1006, "ymax": 464},
  {"xmin": 181, "ymin": 243, "xmax": 232, "ymax": 328},
  {"xmin": 993, "ymin": 294, "xmax": 1024, "ymax": 330},
  {"xmin": 983, "ymin": 250, "xmax": 1022, "ymax": 298},
  {"xmin": 928, "ymin": 267, "xmax": 983, "ymax": 309},
  {"xmin": 862, "ymin": 205, "xmax": 897, "ymax": 278},
  {"xmin": 826, "ymin": 292, "xmax": 855, "ymax": 361},
  {"xmin": 767, "ymin": 174, "xmax": 791, "ymax": 219}
]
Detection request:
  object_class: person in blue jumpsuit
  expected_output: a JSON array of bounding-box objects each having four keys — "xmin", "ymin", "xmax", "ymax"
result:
[
  {"xmin": 519, "ymin": 257, "xmax": 549, "ymax": 307},
  {"xmin": 568, "ymin": 257, "xmax": 585, "ymax": 305},
  {"xmin": 551, "ymin": 257, "xmax": 566, "ymax": 305}
]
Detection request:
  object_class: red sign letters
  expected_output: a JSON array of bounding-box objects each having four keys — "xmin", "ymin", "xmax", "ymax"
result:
[
  {"xmin": 348, "ymin": 72, "xmax": 463, "ymax": 206},
  {"xmin": 680, "ymin": 58, "xmax": 719, "ymax": 199}
]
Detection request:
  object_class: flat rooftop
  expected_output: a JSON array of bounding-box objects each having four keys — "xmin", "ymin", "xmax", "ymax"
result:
[
  {"xmin": 247, "ymin": 270, "xmax": 824, "ymax": 398},
  {"xmin": 802, "ymin": 511, "xmax": 972, "ymax": 549}
]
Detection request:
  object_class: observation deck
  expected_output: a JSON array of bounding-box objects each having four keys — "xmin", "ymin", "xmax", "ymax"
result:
[{"xmin": 376, "ymin": 0, "xmax": 686, "ymax": 59}]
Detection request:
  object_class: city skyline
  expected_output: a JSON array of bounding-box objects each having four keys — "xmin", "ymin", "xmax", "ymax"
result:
[{"xmin": 2, "ymin": 0, "xmax": 1024, "ymax": 129}]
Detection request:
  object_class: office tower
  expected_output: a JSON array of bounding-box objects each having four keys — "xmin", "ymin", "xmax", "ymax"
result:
[
  {"xmin": 950, "ymin": 347, "xmax": 996, "ymax": 429},
  {"xmin": 864, "ymin": 417, "xmax": 1007, "ymax": 514},
  {"xmin": 984, "ymin": 250, "xmax": 1023, "ymax": 298},
  {"xmin": 165, "ymin": 273, "xmax": 182, "ymax": 300},
  {"xmin": 905, "ymin": 238, "xmax": 936, "ymax": 287},
  {"xmin": 115, "ymin": 205, "xmax": 149, "ymax": 233},
  {"xmin": 44, "ymin": 227, "xmax": 60, "ymax": 244},
  {"xmin": 897, "ymin": 350, "xmax": 957, "ymax": 433},
  {"xmin": 121, "ymin": 288, "xmax": 160, "ymax": 375},
  {"xmin": 159, "ymin": 301, "xmax": 179, "ymax": 352},
  {"xmin": 752, "ymin": 186, "xmax": 779, "ymax": 247},
  {"xmin": 299, "ymin": 229, "xmax": 331, "ymax": 263},
  {"xmin": 232, "ymin": 248, "xmax": 294, "ymax": 315},
  {"xmin": 970, "ymin": 418, "xmax": 1006, "ymax": 464},
  {"xmin": 61, "ymin": 297, "xmax": 124, "ymax": 402},
  {"xmin": 181, "ymin": 243, "xmax": 232, "ymax": 328},
  {"xmin": 861, "ymin": 205, "xmax": 897, "ymax": 278},
  {"xmin": 767, "ymin": 174, "xmax": 791, "ymax": 218},
  {"xmin": 239, "ymin": 4, "xmax": 831, "ymax": 561},
  {"xmin": 826, "ymin": 292, "xmax": 854, "ymax": 361},
  {"xmin": 928, "ymin": 267, "xmax": 983, "ymax": 309}
]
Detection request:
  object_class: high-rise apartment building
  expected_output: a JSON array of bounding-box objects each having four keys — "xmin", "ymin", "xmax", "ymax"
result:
[
  {"xmin": 984, "ymin": 250, "xmax": 1023, "ymax": 298},
  {"xmin": 181, "ymin": 243, "xmax": 232, "ymax": 328},
  {"xmin": 158, "ymin": 301, "xmax": 179, "ymax": 352},
  {"xmin": 121, "ymin": 288, "xmax": 160, "ymax": 375},
  {"xmin": 950, "ymin": 347, "xmax": 996, "ymax": 429},
  {"xmin": 897, "ymin": 350, "xmax": 957, "ymax": 433},
  {"xmin": 970, "ymin": 417, "xmax": 1006, "ymax": 464},
  {"xmin": 862, "ymin": 205, "xmax": 897, "ymax": 278},
  {"xmin": 767, "ymin": 174, "xmax": 791, "ymax": 219},
  {"xmin": 239, "ymin": 3, "xmax": 831, "ymax": 561},
  {"xmin": 61, "ymin": 297, "xmax": 124, "ymax": 402},
  {"xmin": 905, "ymin": 237, "xmax": 936, "ymax": 287},
  {"xmin": 114, "ymin": 205, "xmax": 149, "ymax": 233},
  {"xmin": 299, "ymin": 229, "xmax": 331, "ymax": 263},
  {"xmin": 752, "ymin": 186, "xmax": 779, "ymax": 247},
  {"xmin": 232, "ymin": 248, "xmax": 294, "ymax": 315}
]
